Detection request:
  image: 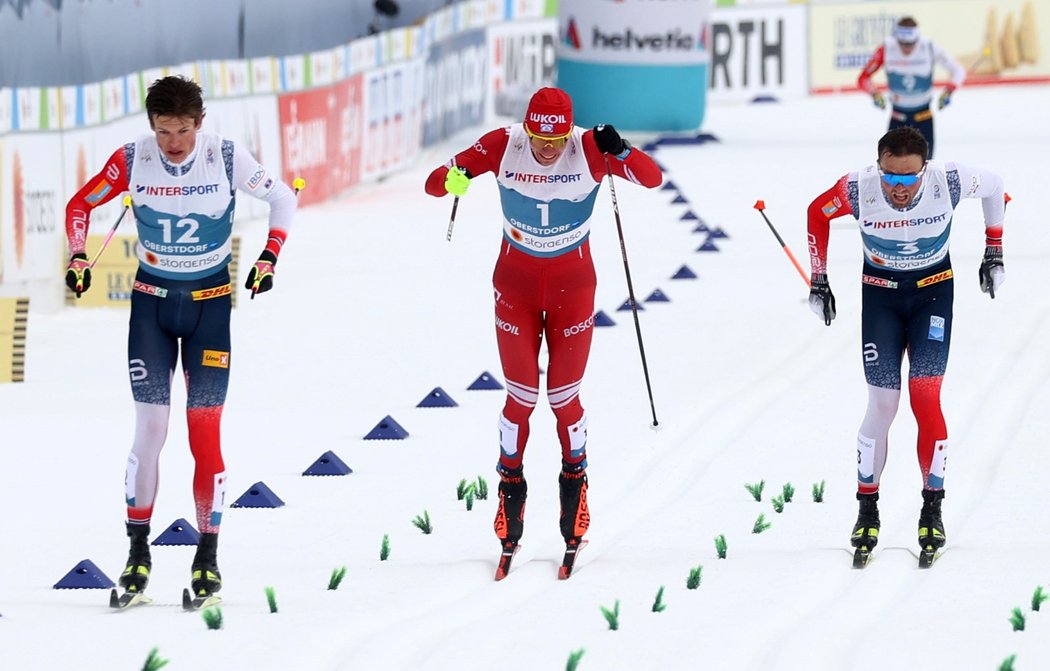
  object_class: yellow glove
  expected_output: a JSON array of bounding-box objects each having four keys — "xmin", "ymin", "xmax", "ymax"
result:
[
  {"xmin": 872, "ymin": 91, "xmax": 887, "ymax": 110},
  {"xmin": 444, "ymin": 167, "xmax": 471, "ymax": 197},
  {"xmin": 937, "ymin": 88, "xmax": 953, "ymax": 110}
]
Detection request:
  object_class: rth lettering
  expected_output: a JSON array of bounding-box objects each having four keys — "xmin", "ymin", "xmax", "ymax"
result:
[{"xmin": 709, "ymin": 19, "xmax": 785, "ymax": 90}]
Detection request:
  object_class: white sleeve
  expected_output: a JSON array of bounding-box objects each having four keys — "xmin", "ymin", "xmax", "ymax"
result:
[
  {"xmin": 933, "ymin": 42, "xmax": 967, "ymax": 89},
  {"xmin": 949, "ymin": 162, "xmax": 1004, "ymax": 227},
  {"xmin": 231, "ymin": 143, "xmax": 297, "ymax": 235}
]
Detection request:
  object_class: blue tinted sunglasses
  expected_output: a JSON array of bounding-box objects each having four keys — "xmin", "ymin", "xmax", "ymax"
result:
[{"xmin": 879, "ymin": 162, "xmax": 926, "ymax": 187}]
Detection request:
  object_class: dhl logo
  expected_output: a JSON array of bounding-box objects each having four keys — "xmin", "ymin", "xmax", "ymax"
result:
[
  {"xmin": 201, "ymin": 350, "xmax": 230, "ymax": 369},
  {"xmin": 191, "ymin": 284, "xmax": 232, "ymax": 301},
  {"xmin": 916, "ymin": 269, "xmax": 953, "ymax": 288}
]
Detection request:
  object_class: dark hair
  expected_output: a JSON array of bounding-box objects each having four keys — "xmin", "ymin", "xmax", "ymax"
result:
[
  {"xmin": 145, "ymin": 75, "xmax": 205, "ymax": 123},
  {"xmin": 878, "ymin": 127, "xmax": 927, "ymax": 160},
  {"xmin": 897, "ymin": 16, "xmax": 918, "ymax": 29}
]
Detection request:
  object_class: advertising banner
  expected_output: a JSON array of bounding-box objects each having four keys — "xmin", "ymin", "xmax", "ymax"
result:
[
  {"xmin": 362, "ymin": 60, "xmax": 425, "ymax": 182},
  {"xmin": 708, "ymin": 4, "xmax": 808, "ymax": 102},
  {"xmin": 277, "ymin": 74, "xmax": 365, "ymax": 205},
  {"xmin": 422, "ymin": 28, "xmax": 488, "ymax": 146},
  {"xmin": 0, "ymin": 133, "xmax": 65, "ymax": 284},
  {"xmin": 486, "ymin": 19, "xmax": 558, "ymax": 120},
  {"xmin": 557, "ymin": 0, "xmax": 713, "ymax": 131},
  {"xmin": 809, "ymin": 0, "xmax": 1048, "ymax": 93}
]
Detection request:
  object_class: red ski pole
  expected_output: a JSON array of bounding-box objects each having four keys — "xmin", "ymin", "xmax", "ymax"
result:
[{"xmin": 753, "ymin": 200, "xmax": 811, "ymax": 288}]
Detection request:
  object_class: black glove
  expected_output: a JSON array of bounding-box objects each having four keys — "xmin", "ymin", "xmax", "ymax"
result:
[
  {"xmin": 245, "ymin": 249, "xmax": 278, "ymax": 298},
  {"xmin": 593, "ymin": 124, "xmax": 627, "ymax": 156},
  {"xmin": 978, "ymin": 245, "xmax": 1004, "ymax": 299},
  {"xmin": 808, "ymin": 273, "xmax": 836, "ymax": 326},
  {"xmin": 65, "ymin": 253, "xmax": 91, "ymax": 297}
]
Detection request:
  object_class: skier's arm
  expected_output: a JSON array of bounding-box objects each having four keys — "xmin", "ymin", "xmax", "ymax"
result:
[
  {"xmin": 934, "ymin": 43, "xmax": 967, "ymax": 90},
  {"xmin": 582, "ymin": 126, "xmax": 662, "ymax": 188},
  {"xmin": 232, "ymin": 143, "xmax": 297, "ymax": 262},
  {"xmin": 857, "ymin": 45, "xmax": 885, "ymax": 94},
  {"xmin": 64, "ymin": 145, "xmax": 131, "ymax": 256},
  {"xmin": 425, "ymin": 128, "xmax": 509, "ymax": 197},
  {"xmin": 805, "ymin": 175, "xmax": 853, "ymax": 276},
  {"xmin": 949, "ymin": 162, "xmax": 1006, "ymax": 296}
]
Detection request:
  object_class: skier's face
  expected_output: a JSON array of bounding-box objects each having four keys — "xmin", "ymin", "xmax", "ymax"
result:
[
  {"xmin": 878, "ymin": 152, "xmax": 926, "ymax": 208},
  {"xmin": 526, "ymin": 125, "xmax": 569, "ymax": 166},
  {"xmin": 151, "ymin": 114, "xmax": 204, "ymax": 164}
]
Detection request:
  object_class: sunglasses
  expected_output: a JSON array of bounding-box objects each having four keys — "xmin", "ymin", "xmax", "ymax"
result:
[
  {"xmin": 879, "ymin": 162, "xmax": 926, "ymax": 187},
  {"xmin": 525, "ymin": 124, "xmax": 570, "ymax": 147}
]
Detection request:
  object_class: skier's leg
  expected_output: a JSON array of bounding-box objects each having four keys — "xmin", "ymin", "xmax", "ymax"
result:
[{"xmin": 906, "ymin": 275, "xmax": 953, "ymax": 491}]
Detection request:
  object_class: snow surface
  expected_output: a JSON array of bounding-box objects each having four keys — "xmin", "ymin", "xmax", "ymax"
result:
[{"xmin": 1, "ymin": 84, "xmax": 1048, "ymax": 671}]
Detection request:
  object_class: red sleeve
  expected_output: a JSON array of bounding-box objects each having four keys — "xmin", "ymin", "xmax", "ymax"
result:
[
  {"xmin": 65, "ymin": 146, "xmax": 131, "ymax": 255},
  {"xmin": 857, "ymin": 45, "xmax": 885, "ymax": 93},
  {"xmin": 806, "ymin": 175, "xmax": 853, "ymax": 276},
  {"xmin": 581, "ymin": 131, "xmax": 662, "ymax": 188},
  {"xmin": 424, "ymin": 128, "xmax": 510, "ymax": 197}
]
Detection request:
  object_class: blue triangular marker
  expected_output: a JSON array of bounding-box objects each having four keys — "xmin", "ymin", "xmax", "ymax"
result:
[
  {"xmin": 230, "ymin": 481, "xmax": 285, "ymax": 508},
  {"xmin": 661, "ymin": 180, "xmax": 677, "ymax": 191},
  {"xmin": 364, "ymin": 415, "xmax": 410, "ymax": 440},
  {"xmin": 303, "ymin": 450, "xmax": 353, "ymax": 476},
  {"xmin": 152, "ymin": 518, "xmax": 200, "ymax": 546},
  {"xmin": 417, "ymin": 386, "xmax": 458, "ymax": 408},
  {"xmin": 617, "ymin": 298, "xmax": 645, "ymax": 311},
  {"xmin": 671, "ymin": 194, "xmax": 688, "ymax": 204},
  {"xmin": 672, "ymin": 265, "xmax": 698, "ymax": 279},
  {"xmin": 751, "ymin": 94, "xmax": 779, "ymax": 103},
  {"xmin": 680, "ymin": 210, "xmax": 698, "ymax": 221},
  {"xmin": 708, "ymin": 227, "xmax": 729, "ymax": 239},
  {"xmin": 468, "ymin": 371, "xmax": 504, "ymax": 390},
  {"xmin": 641, "ymin": 142, "xmax": 659, "ymax": 154},
  {"xmin": 54, "ymin": 559, "xmax": 114, "ymax": 589},
  {"xmin": 693, "ymin": 222, "xmax": 711, "ymax": 234},
  {"xmin": 593, "ymin": 310, "xmax": 616, "ymax": 326},
  {"xmin": 645, "ymin": 289, "xmax": 670, "ymax": 303},
  {"xmin": 697, "ymin": 239, "xmax": 721, "ymax": 252}
]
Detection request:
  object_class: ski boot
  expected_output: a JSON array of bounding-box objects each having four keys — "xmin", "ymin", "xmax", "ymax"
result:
[
  {"xmin": 850, "ymin": 492, "xmax": 880, "ymax": 568},
  {"xmin": 190, "ymin": 532, "xmax": 222, "ymax": 597},
  {"xmin": 493, "ymin": 472, "xmax": 527, "ymax": 580},
  {"xmin": 917, "ymin": 489, "xmax": 946, "ymax": 568},
  {"xmin": 558, "ymin": 463, "xmax": 590, "ymax": 579},
  {"xmin": 118, "ymin": 523, "xmax": 152, "ymax": 593}
]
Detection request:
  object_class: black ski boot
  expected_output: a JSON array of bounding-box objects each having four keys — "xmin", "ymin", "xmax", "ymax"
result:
[
  {"xmin": 918, "ymin": 489, "xmax": 946, "ymax": 567},
  {"xmin": 119, "ymin": 523, "xmax": 152, "ymax": 593},
  {"xmin": 493, "ymin": 473, "xmax": 527, "ymax": 545},
  {"xmin": 558, "ymin": 463, "xmax": 590, "ymax": 544},
  {"xmin": 850, "ymin": 492, "xmax": 879, "ymax": 568},
  {"xmin": 190, "ymin": 532, "xmax": 222, "ymax": 596}
]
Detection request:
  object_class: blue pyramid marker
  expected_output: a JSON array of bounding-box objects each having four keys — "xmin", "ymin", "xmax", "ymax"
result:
[
  {"xmin": 645, "ymin": 289, "xmax": 670, "ymax": 303},
  {"xmin": 693, "ymin": 222, "xmax": 711, "ymax": 234},
  {"xmin": 617, "ymin": 298, "xmax": 645, "ymax": 311},
  {"xmin": 672, "ymin": 265, "xmax": 698, "ymax": 279},
  {"xmin": 593, "ymin": 310, "xmax": 616, "ymax": 326},
  {"xmin": 230, "ymin": 481, "xmax": 285, "ymax": 508},
  {"xmin": 152, "ymin": 518, "xmax": 200, "ymax": 546},
  {"xmin": 671, "ymin": 194, "xmax": 688, "ymax": 204},
  {"xmin": 364, "ymin": 415, "xmax": 410, "ymax": 439},
  {"xmin": 54, "ymin": 559, "xmax": 114, "ymax": 589},
  {"xmin": 708, "ymin": 227, "xmax": 729, "ymax": 239},
  {"xmin": 303, "ymin": 450, "xmax": 353, "ymax": 476},
  {"xmin": 417, "ymin": 386, "xmax": 458, "ymax": 408},
  {"xmin": 468, "ymin": 371, "xmax": 504, "ymax": 390},
  {"xmin": 697, "ymin": 239, "xmax": 720, "ymax": 252},
  {"xmin": 661, "ymin": 180, "xmax": 677, "ymax": 191},
  {"xmin": 680, "ymin": 210, "xmax": 698, "ymax": 221}
]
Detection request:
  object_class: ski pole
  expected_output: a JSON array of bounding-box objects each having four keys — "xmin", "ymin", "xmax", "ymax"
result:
[
  {"xmin": 753, "ymin": 200, "xmax": 811, "ymax": 288},
  {"xmin": 87, "ymin": 194, "xmax": 133, "ymax": 271},
  {"xmin": 445, "ymin": 196, "xmax": 460, "ymax": 242},
  {"xmin": 605, "ymin": 155, "xmax": 660, "ymax": 430}
]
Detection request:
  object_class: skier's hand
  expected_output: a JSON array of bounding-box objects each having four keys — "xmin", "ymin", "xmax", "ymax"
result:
[
  {"xmin": 245, "ymin": 250, "xmax": 277, "ymax": 299},
  {"xmin": 937, "ymin": 87, "xmax": 953, "ymax": 110},
  {"xmin": 593, "ymin": 124, "xmax": 630, "ymax": 157},
  {"xmin": 978, "ymin": 245, "xmax": 1004, "ymax": 299},
  {"xmin": 872, "ymin": 91, "xmax": 887, "ymax": 110},
  {"xmin": 444, "ymin": 167, "xmax": 471, "ymax": 197},
  {"xmin": 65, "ymin": 253, "xmax": 91, "ymax": 298},
  {"xmin": 809, "ymin": 273, "xmax": 836, "ymax": 325}
]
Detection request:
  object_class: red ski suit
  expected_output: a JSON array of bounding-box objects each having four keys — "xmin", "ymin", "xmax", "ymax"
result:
[{"xmin": 426, "ymin": 125, "xmax": 661, "ymax": 474}]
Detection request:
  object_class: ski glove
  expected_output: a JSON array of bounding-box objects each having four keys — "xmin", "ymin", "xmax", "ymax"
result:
[
  {"xmin": 444, "ymin": 167, "xmax": 471, "ymax": 197},
  {"xmin": 809, "ymin": 273, "xmax": 837, "ymax": 326},
  {"xmin": 593, "ymin": 124, "xmax": 631, "ymax": 159},
  {"xmin": 245, "ymin": 249, "xmax": 277, "ymax": 299},
  {"xmin": 65, "ymin": 253, "xmax": 91, "ymax": 297},
  {"xmin": 978, "ymin": 245, "xmax": 1005, "ymax": 299},
  {"xmin": 872, "ymin": 92, "xmax": 887, "ymax": 110},
  {"xmin": 937, "ymin": 87, "xmax": 953, "ymax": 110}
]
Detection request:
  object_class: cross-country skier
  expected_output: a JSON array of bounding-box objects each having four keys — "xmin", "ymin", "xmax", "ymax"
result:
[
  {"xmin": 424, "ymin": 87, "xmax": 662, "ymax": 577},
  {"xmin": 805, "ymin": 126, "xmax": 1005, "ymax": 567},
  {"xmin": 63, "ymin": 75, "xmax": 297, "ymax": 600},
  {"xmin": 858, "ymin": 16, "xmax": 966, "ymax": 159}
]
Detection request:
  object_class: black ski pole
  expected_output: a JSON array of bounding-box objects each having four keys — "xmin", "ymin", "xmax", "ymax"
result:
[
  {"xmin": 605, "ymin": 155, "xmax": 659, "ymax": 430},
  {"xmin": 445, "ymin": 196, "xmax": 460, "ymax": 242}
]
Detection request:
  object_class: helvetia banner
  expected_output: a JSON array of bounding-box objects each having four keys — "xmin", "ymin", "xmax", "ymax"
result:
[{"xmin": 557, "ymin": 0, "xmax": 712, "ymax": 131}]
